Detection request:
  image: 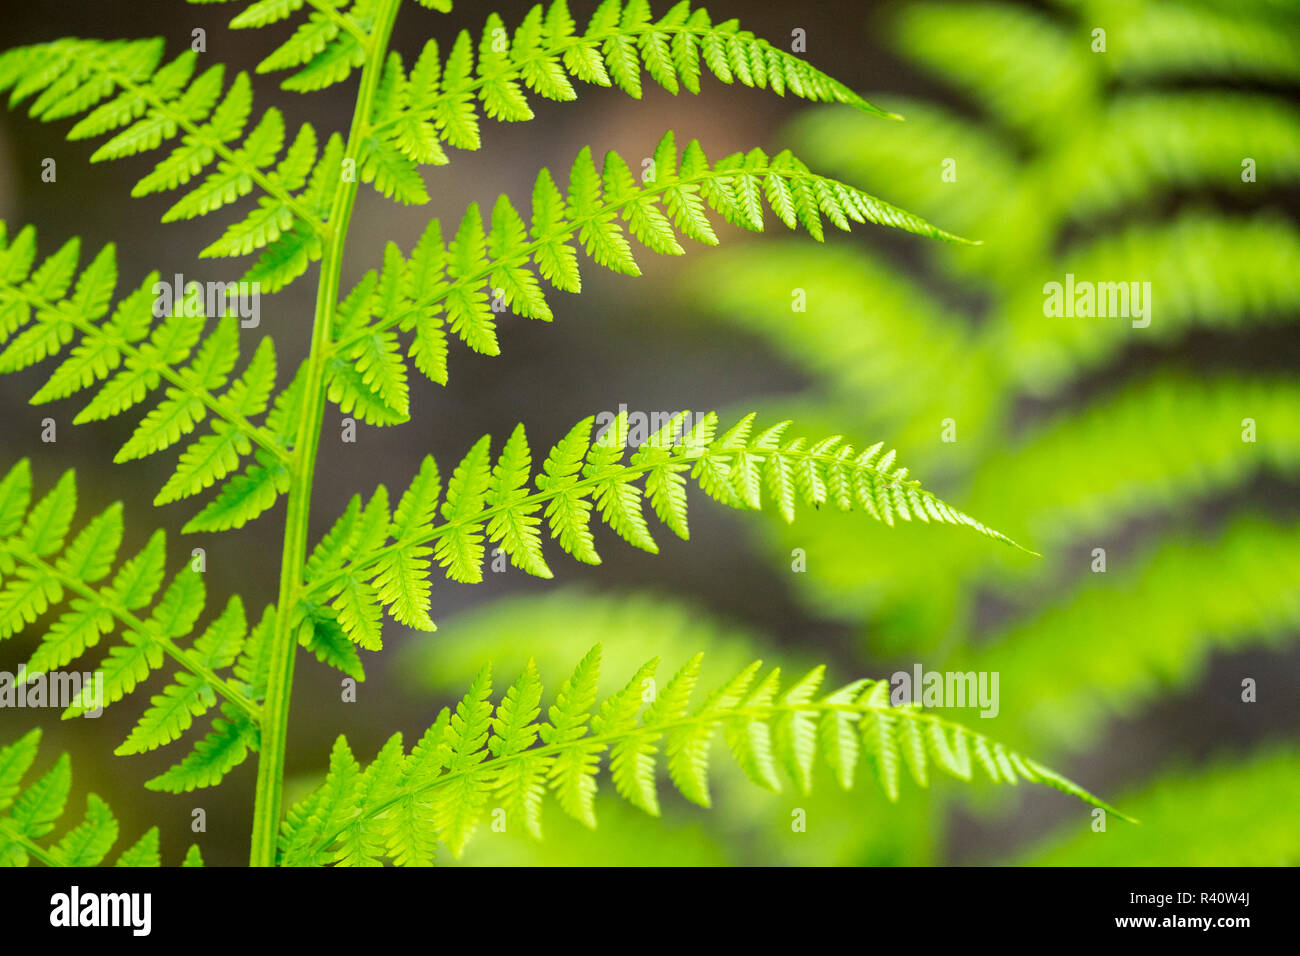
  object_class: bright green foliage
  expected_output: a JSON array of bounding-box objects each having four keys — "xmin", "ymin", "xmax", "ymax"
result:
[
  {"xmin": 324, "ymin": 130, "xmax": 969, "ymax": 422},
  {"xmin": 296, "ymin": 409, "xmax": 1022, "ymax": 654},
  {"xmin": 1018, "ymin": 746, "xmax": 1300, "ymax": 867},
  {"xmin": 278, "ymin": 645, "xmax": 1126, "ymax": 865},
  {"xmin": 0, "ymin": 729, "xmax": 202, "ymax": 866},
  {"xmin": 683, "ymin": 0, "xmax": 1300, "ymax": 866},
  {"xmin": 962, "ymin": 517, "xmax": 1300, "ymax": 753},
  {"xmin": 0, "ymin": 0, "xmax": 1132, "ymax": 869},
  {"xmin": 0, "ymin": 462, "xmax": 266, "ymax": 793},
  {"xmin": 0, "ymin": 223, "xmax": 300, "ymax": 533},
  {"xmin": 691, "ymin": 0, "xmax": 1300, "ymax": 654},
  {"xmin": 0, "ymin": 0, "xmax": 913, "ymax": 292},
  {"xmin": 355, "ymin": 0, "xmax": 900, "ymax": 199},
  {"xmin": 196, "ymin": 0, "xmax": 450, "ymax": 94},
  {"xmin": 0, "ymin": 40, "xmax": 340, "ymax": 292}
]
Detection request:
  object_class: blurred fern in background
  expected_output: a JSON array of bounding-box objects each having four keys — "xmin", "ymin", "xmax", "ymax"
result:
[{"xmin": 403, "ymin": 0, "xmax": 1299, "ymax": 864}]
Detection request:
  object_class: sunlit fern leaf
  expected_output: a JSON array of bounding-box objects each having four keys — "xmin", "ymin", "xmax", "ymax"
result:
[
  {"xmin": 1054, "ymin": 95, "xmax": 1300, "ymax": 224},
  {"xmin": 0, "ymin": 729, "xmax": 201, "ymax": 866},
  {"xmin": 278, "ymin": 646, "xmax": 1128, "ymax": 865},
  {"xmin": 194, "ymin": 0, "xmax": 387, "ymax": 93},
  {"xmin": 0, "ymin": 40, "xmax": 338, "ymax": 293},
  {"xmin": 291, "ymin": 409, "xmax": 1024, "ymax": 658},
  {"xmin": 0, "ymin": 463, "xmax": 266, "ymax": 792},
  {"xmin": 892, "ymin": 2, "xmax": 1094, "ymax": 139},
  {"xmin": 998, "ymin": 212, "xmax": 1300, "ymax": 392},
  {"xmin": 0, "ymin": 223, "xmax": 298, "ymax": 530},
  {"xmin": 353, "ymin": 0, "xmax": 902, "ymax": 205},
  {"xmin": 323, "ymin": 131, "xmax": 970, "ymax": 421}
]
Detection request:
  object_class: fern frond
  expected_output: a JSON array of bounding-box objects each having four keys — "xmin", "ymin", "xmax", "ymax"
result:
[
  {"xmin": 326, "ymin": 132, "xmax": 970, "ymax": 416},
  {"xmin": 0, "ymin": 40, "xmax": 340, "ymax": 292},
  {"xmin": 295, "ymin": 410, "xmax": 1023, "ymax": 651},
  {"xmin": 0, "ymin": 729, "xmax": 199, "ymax": 866},
  {"xmin": 0, "ymin": 462, "xmax": 266, "ymax": 792},
  {"xmin": 277, "ymin": 646, "xmax": 1127, "ymax": 865},
  {"xmin": 0, "ymin": 223, "xmax": 299, "ymax": 531},
  {"xmin": 354, "ymin": 0, "xmax": 900, "ymax": 202}
]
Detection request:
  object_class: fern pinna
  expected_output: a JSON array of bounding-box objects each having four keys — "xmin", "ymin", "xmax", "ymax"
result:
[{"xmin": 0, "ymin": 0, "xmax": 1123, "ymax": 868}]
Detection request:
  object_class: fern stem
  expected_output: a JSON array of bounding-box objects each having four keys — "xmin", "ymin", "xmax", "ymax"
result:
[
  {"xmin": 4, "ymin": 545, "xmax": 261, "ymax": 720},
  {"xmin": 247, "ymin": 0, "xmax": 404, "ymax": 869},
  {"xmin": 0, "ymin": 818, "xmax": 64, "ymax": 866}
]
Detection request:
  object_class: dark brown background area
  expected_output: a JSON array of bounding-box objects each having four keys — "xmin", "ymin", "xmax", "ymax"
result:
[{"xmin": 1, "ymin": 0, "xmax": 1296, "ymax": 866}]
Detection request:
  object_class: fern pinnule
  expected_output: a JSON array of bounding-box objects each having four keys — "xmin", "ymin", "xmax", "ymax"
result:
[
  {"xmin": 0, "ymin": 729, "xmax": 203, "ymax": 866},
  {"xmin": 277, "ymin": 646, "xmax": 1130, "ymax": 866}
]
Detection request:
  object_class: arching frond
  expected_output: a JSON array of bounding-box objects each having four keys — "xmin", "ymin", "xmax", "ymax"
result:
[
  {"xmin": 0, "ymin": 729, "xmax": 204, "ymax": 866},
  {"xmin": 355, "ymin": 0, "xmax": 899, "ymax": 203},
  {"xmin": 1054, "ymin": 94, "xmax": 1300, "ymax": 223},
  {"xmin": 416, "ymin": 589, "xmax": 948, "ymax": 866},
  {"xmin": 326, "ymin": 131, "xmax": 970, "ymax": 420},
  {"xmin": 277, "ymin": 645, "xmax": 1128, "ymax": 865},
  {"xmin": 788, "ymin": 97, "xmax": 1019, "ymax": 241},
  {"xmin": 0, "ymin": 462, "xmax": 267, "ymax": 792},
  {"xmin": 0, "ymin": 223, "xmax": 300, "ymax": 532},
  {"xmin": 294, "ymin": 409, "xmax": 1023, "ymax": 654}
]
